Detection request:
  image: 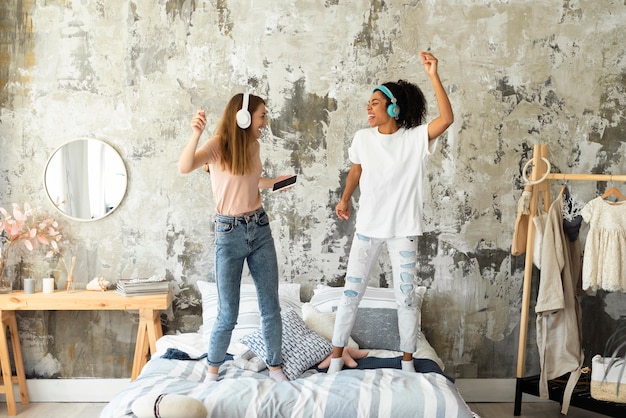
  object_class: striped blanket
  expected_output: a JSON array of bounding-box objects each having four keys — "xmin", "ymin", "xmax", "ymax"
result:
[{"xmin": 100, "ymin": 356, "xmax": 476, "ymax": 418}]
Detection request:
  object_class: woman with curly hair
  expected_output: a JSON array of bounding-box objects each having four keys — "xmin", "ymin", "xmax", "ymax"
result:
[{"xmin": 329, "ymin": 51, "xmax": 454, "ymax": 373}]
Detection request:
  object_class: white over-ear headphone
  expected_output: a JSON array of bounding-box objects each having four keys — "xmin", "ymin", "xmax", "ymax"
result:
[{"xmin": 236, "ymin": 93, "xmax": 251, "ymax": 129}]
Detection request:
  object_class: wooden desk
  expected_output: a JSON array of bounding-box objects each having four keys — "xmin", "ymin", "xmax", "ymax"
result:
[{"xmin": 0, "ymin": 290, "xmax": 172, "ymax": 416}]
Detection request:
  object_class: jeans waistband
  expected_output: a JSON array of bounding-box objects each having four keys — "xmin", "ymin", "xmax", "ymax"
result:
[{"xmin": 216, "ymin": 207, "xmax": 265, "ymax": 225}]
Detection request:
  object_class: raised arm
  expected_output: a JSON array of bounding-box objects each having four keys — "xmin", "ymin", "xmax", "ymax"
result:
[
  {"xmin": 178, "ymin": 109, "xmax": 210, "ymax": 174},
  {"xmin": 420, "ymin": 52, "xmax": 454, "ymax": 141}
]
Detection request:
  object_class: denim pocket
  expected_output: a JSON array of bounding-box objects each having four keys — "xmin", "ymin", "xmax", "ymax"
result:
[{"xmin": 215, "ymin": 221, "xmax": 234, "ymax": 234}]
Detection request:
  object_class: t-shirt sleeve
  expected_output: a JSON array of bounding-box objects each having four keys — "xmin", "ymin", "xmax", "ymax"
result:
[
  {"xmin": 197, "ymin": 135, "xmax": 222, "ymax": 164},
  {"xmin": 581, "ymin": 198, "xmax": 594, "ymax": 223},
  {"xmin": 424, "ymin": 123, "xmax": 438, "ymax": 155},
  {"xmin": 348, "ymin": 133, "xmax": 361, "ymax": 164}
]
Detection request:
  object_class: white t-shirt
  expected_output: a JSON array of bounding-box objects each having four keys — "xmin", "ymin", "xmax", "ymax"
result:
[{"xmin": 349, "ymin": 124, "xmax": 435, "ymax": 238}]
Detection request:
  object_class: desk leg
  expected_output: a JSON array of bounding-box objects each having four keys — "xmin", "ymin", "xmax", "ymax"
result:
[
  {"xmin": 6, "ymin": 313, "xmax": 28, "ymax": 407},
  {"xmin": 0, "ymin": 311, "xmax": 17, "ymax": 416},
  {"xmin": 131, "ymin": 309, "xmax": 163, "ymax": 381},
  {"xmin": 1, "ymin": 311, "xmax": 29, "ymax": 416}
]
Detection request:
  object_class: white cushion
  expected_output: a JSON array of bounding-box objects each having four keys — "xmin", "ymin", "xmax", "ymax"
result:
[
  {"xmin": 310, "ymin": 285, "xmax": 401, "ymax": 312},
  {"xmin": 301, "ymin": 302, "xmax": 359, "ymax": 349},
  {"xmin": 240, "ymin": 308, "xmax": 333, "ymax": 380},
  {"xmin": 132, "ymin": 394, "xmax": 207, "ymax": 418}
]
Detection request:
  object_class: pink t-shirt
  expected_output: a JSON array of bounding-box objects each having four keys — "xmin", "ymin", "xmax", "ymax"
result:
[{"xmin": 199, "ymin": 136, "xmax": 262, "ymax": 216}]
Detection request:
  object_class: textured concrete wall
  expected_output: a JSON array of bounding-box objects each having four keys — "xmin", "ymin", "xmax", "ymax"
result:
[{"xmin": 1, "ymin": 0, "xmax": 625, "ymax": 379}]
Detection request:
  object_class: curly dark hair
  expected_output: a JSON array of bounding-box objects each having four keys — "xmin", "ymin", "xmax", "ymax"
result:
[{"xmin": 379, "ymin": 80, "xmax": 427, "ymax": 129}]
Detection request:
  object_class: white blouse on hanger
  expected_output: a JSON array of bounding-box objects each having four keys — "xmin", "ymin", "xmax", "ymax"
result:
[{"xmin": 581, "ymin": 196, "xmax": 626, "ymax": 292}]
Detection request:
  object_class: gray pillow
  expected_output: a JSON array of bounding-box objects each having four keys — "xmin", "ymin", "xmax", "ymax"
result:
[
  {"xmin": 318, "ymin": 286, "xmax": 427, "ymax": 351},
  {"xmin": 352, "ymin": 308, "xmax": 400, "ymax": 350}
]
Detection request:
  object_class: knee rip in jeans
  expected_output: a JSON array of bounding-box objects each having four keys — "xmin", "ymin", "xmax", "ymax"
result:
[
  {"xmin": 341, "ymin": 284, "xmax": 360, "ymax": 308},
  {"xmin": 398, "ymin": 248, "xmax": 416, "ymax": 282},
  {"xmin": 399, "ymin": 250, "xmax": 417, "ymax": 279}
]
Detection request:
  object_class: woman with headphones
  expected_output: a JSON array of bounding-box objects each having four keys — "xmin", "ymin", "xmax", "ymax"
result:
[
  {"xmin": 178, "ymin": 93, "xmax": 292, "ymax": 382},
  {"xmin": 329, "ymin": 51, "xmax": 454, "ymax": 373}
]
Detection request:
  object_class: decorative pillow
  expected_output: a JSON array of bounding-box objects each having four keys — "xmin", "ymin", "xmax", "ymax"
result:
[
  {"xmin": 132, "ymin": 394, "xmax": 207, "ymax": 418},
  {"xmin": 351, "ymin": 307, "xmax": 400, "ymax": 350},
  {"xmin": 197, "ymin": 281, "xmax": 302, "ymax": 353},
  {"xmin": 301, "ymin": 303, "xmax": 359, "ymax": 349},
  {"xmin": 349, "ymin": 286, "xmax": 426, "ymax": 350},
  {"xmin": 240, "ymin": 308, "xmax": 333, "ymax": 380}
]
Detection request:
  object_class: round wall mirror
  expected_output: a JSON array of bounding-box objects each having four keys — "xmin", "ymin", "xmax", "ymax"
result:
[{"xmin": 44, "ymin": 138, "xmax": 128, "ymax": 221}]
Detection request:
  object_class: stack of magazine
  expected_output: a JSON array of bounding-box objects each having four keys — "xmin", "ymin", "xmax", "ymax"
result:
[{"xmin": 116, "ymin": 276, "xmax": 169, "ymax": 296}]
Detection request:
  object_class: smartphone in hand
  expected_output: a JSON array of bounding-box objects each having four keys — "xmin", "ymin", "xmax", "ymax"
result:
[{"xmin": 272, "ymin": 175, "xmax": 297, "ymax": 191}]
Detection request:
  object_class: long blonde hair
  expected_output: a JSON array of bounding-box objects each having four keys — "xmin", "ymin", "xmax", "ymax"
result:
[{"xmin": 214, "ymin": 93, "xmax": 265, "ymax": 176}]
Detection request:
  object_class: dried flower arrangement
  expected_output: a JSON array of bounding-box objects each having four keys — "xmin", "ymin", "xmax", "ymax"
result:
[{"xmin": 0, "ymin": 203, "xmax": 63, "ymax": 288}]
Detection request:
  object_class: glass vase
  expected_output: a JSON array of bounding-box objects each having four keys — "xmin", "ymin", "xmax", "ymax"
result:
[
  {"xmin": 66, "ymin": 273, "xmax": 75, "ymax": 293},
  {"xmin": 0, "ymin": 252, "xmax": 13, "ymax": 294}
]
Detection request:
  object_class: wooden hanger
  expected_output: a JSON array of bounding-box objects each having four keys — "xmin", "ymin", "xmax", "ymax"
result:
[
  {"xmin": 559, "ymin": 174, "xmax": 567, "ymax": 196},
  {"xmin": 601, "ymin": 186, "xmax": 626, "ymax": 201}
]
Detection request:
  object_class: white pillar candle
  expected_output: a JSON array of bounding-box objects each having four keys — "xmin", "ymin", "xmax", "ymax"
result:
[{"xmin": 42, "ymin": 278, "xmax": 55, "ymax": 293}]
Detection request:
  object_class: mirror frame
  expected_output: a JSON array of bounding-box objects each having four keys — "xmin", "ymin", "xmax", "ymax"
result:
[{"xmin": 43, "ymin": 138, "xmax": 128, "ymax": 222}]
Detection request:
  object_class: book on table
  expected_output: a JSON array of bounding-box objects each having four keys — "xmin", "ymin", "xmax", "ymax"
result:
[{"xmin": 116, "ymin": 276, "xmax": 169, "ymax": 296}]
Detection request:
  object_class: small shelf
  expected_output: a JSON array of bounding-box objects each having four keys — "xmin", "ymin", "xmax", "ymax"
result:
[{"xmin": 514, "ymin": 374, "xmax": 626, "ymax": 417}]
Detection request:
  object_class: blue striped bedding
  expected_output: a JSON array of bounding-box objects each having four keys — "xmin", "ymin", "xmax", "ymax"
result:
[{"xmin": 100, "ymin": 355, "xmax": 476, "ymax": 418}]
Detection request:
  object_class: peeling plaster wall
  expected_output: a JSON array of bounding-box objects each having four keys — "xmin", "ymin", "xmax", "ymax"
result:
[{"xmin": 1, "ymin": 0, "xmax": 625, "ymax": 379}]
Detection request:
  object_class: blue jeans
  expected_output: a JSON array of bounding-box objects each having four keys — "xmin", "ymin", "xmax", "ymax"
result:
[
  {"xmin": 207, "ymin": 207, "xmax": 283, "ymax": 368},
  {"xmin": 332, "ymin": 233, "xmax": 420, "ymax": 353}
]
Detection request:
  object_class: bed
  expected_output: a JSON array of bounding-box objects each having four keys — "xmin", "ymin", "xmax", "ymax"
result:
[{"xmin": 101, "ymin": 283, "xmax": 478, "ymax": 418}]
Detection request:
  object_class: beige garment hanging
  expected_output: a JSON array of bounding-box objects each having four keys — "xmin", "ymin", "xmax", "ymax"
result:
[
  {"xmin": 535, "ymin": 193, "xmax": 584, "ymax": 415},
  {"xmin": 511, "ymin": 186, "xmax": 531, "ymax": 256}
]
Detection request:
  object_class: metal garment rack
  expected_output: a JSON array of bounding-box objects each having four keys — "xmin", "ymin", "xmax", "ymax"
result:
[{"xmin": 514, "ymin": 144, "xmax": 626, "ymax": 416}]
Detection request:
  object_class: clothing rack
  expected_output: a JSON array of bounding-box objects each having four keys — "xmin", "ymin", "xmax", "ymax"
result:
[{"xmin": 513, "ymin": 144, "xmax": 626, "ymax": 416}]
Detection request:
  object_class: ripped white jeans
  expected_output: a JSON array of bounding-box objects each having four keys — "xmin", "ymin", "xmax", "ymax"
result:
[{"xmin": 332, "ymin": 233, "xmax": 420, "ymax": 353}]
